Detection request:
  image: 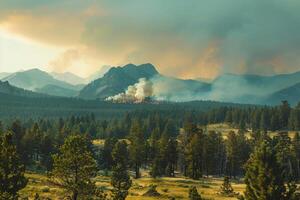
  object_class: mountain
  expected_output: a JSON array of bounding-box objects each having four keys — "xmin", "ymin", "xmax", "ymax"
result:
[
  {"xmin": 2, "ymin": 69, "xmax": 84, "ymax": 97},
  {"xmin": 79, "ymin": 63, "xmax": 159, "ymax": 99},
  {"xmin": 85, "ymin": 65, "xmax": 111, "ymax": 83},
  {"xmin": 0, "ymin": 80, "xmax": 44, "ymax": 97},
  {"xmin": 79, "ymin": 63, "xmax": 300, "ymax": 104},
  {"xmin": 213, "ymin": 72, "xmax": 300, "ymax": 96},
  {"xmin": 151, "ymin": 75, "xmax": 211, "ymax": 102},
  {"xmin": 35, "ymin": 84, "xmax": 79, "ymax": 97},
  {"xmin": 264, "ymin": 82, "xmax": 300, "ymax": 106},
  {"xmin": 2, "ymin": 64, "xmax": 300, "ymax": 105},
  {"xmin": 51, "ymin": 72, "xmax": 86, "ymax": 85},
  {"xmin": 0, "ymin": 72, "xmax": 11, "ymax": 79},
  {"xmin": 209, "ymin": 72, "xmax": 300, "ymax": 104}
]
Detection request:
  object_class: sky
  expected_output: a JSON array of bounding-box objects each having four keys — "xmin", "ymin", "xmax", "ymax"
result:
[{"xmin": 0, "ymin": 0, "xmax": 300, "ymax": 79}]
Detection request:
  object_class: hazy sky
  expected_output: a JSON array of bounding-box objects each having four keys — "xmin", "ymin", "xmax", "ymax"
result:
[{"xmin": 1, "ymin": 0, "xmax": 300, "ymax": 78}]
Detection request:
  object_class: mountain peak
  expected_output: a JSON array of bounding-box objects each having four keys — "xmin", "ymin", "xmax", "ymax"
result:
[
  {"xmin": 79, "ymin": 63, "xmax": 159, "ymax": 99},
  {"xmin": 107, "ymin": 63, "xmax": 158, "ymax": 76},
  {"xmin": 24, "ymin": 68, "xmax": 47, "ymax": 74}
]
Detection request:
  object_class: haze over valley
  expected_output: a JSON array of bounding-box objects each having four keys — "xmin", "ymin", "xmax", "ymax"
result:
[
  {"xmin": 1, "ymin": 63, "xmax": 300, "ymax": 105},
  {"xmin": 1, "ymin": 1, "xmax": 300, "ymax": 200}
]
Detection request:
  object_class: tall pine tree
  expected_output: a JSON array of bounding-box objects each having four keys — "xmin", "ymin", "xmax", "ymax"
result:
[
  {"xmin": 0, "ymin": 132, "xmax": 28, "ymax": 199},
  {"xmin": 243, "ymin": 138, "xmax": 297, "ymax": 200},
  {"xmin": 50, "ymin": 135, "xmax": 97, "ymax": 200},
  {"xmin": 111, "ymin": 141, "xmax": 132, "ymax": 200},
  {"xmin": 129, "ymin": 121, "xmax": 145, "ymax": 179}
]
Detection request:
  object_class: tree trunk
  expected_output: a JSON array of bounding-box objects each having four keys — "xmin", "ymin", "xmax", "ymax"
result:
[
  {"xmin": 73, "ymin": 190, "xmax": 78, "ymax": 200},
  {"xmin": 135, "ymin": 164, "xmax": 140, "ymax": 179}
]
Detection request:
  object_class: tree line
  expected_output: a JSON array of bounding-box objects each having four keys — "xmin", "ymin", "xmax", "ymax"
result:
[{"xmin": 1, "ymin": 100, "xmax": 300, "ymax": 199}]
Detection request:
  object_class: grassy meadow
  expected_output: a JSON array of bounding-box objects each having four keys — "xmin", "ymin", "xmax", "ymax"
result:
[
  {"xmin": 20, "ymin": 172, "xmax": 245, "ymax": 200},
  {"xmin": 19, "ymin": 124, "xmax": 299, "ymax": 199}
]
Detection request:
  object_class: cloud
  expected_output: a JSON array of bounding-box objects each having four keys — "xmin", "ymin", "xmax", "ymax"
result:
[{"xmin": 1, "ymin": 0, "xmax": 300, "ymax": 78}]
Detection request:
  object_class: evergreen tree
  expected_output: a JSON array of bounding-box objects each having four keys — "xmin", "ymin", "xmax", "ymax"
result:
[
  {"xmin": 220, "ymin": 176, "xmax": 234, "ymax": 195},
  {"xmin": 279, "ymin": 101, "xmax": 291, "ymax": 129},
  {"xmin": 0, "ymin": 132, "xmax": 28, "ymax": 199},
  {"xmin": 243, "ymin": 139, "xmax": 297, "ymax": 200},
  {"xmin": 40, "ymin": 134, "xmax": 55, "ymax": 171},
  {"xmin": 203, "ymin": 131, "xmax": 226, "ymax": 176},
  {"xmin": 273, "ymin": 132, "xmax": 295, "ymax": 179},
  {"xmin": 188, "ymin": 186, "xmax": 202, "ymax": 200},
  {"xmin": 165, "ymin": 138, "xmax": 178, "ymax": 177},
  {"xmin": 292, "ymin": 132, "xmax": 300, "ymax": 180},
  {"xmin": 185, "ymin": 130, "xmax": 204, "ymax": 179},
  {"xmin": 102, "ymin": 137, "xmax": 118, "ymax": 170},
  {"xmin": 50, "ymin": 135, "xmax": 97, "ymax": 200},
  {"xmin": 111, "ymin": 141, "xmax": 132, "ymax": 200},
  {"xmin": 129, "ymin": 121, "xmax": 145, "ymax": 178},
  {"xmin": 225, "ymin": 131, "xmax": 239, "ymax": 178}
]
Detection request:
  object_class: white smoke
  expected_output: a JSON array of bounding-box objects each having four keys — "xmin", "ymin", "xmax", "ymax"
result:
[
  {"xmin": 106, "ymin": 74, "xmax": 276, "ymax": 104},
  {"xmin": 106, "ymin": 78, "xmax": 153, "ymax": 103}
]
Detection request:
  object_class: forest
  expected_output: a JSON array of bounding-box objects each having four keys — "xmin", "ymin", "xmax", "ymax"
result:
[{"xmin": 1, "ymin": 100, "xmax": 300, "ymax": 199}]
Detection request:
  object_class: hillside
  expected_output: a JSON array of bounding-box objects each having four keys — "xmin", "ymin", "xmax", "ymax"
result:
[
  {"xmin": 0, "ymin": 72, "xmax": 11, "ymax": 79},
  {"xmin": 2, "ymin": 69, "xmax": 83, "ymax": 96},
  {"xmin": 264, "ymin": 82, "xmax": 300, "ymax": 105},
  {"xmin": 0, "ymin": 80, "xmax": 44, "ymax": 98},
  {"xmin": 79, "ymin": 63, "xmax": 300, "ymax": 104},
  {"xmin": 79, "ymin": 63, "xmax": 159, "ymax": 99},
  {"xmin": 35, "ymin": 84, "xmax": 79, "ymax": 97},
  {"xmin": 50, "ymin": 72, "xmax": 86, "ymax": 85},
  {"xmin": 2, "ymin": 64, "xmax": 300, "ymax": 105},
  {"xmin": 210, "ymin": 72, "xmax": 300, "ymax": 104}
]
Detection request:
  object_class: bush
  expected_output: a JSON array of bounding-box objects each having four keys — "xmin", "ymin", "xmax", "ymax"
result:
[
  {"xmin": 162, "ymin": 188, "xmax": 169, "ymax": 193},
  {"xmin": 41, "ymin": 186, "xmax": 50, "ymax": 193},
  {"xmin": 143, "ymin": 185, "xmax": 161, "ymax": 197}
]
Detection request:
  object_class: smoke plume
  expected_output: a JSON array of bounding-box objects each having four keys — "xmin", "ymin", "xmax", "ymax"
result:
[{"xmin": 106, "ymin": 78, "xmax": 153, "ymax": 103}]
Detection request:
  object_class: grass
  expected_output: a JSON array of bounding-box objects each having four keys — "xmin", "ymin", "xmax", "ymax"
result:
[
  {"xmin": 205, "ymin": 123, "xmax": 299, "ymax": 139},
  {"xmin": 20, "ymin": 172, "xmax": 245, "ymax": 200},
  {"xmin": 21, "ymin": 123, "xmax": 299, "ymax": 199}
]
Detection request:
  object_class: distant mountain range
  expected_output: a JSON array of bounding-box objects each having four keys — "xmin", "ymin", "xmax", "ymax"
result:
[
  {"xmin": 206, "ymin": 72, "xmax": 300, "ymax": 105},
  {"xmin": 50, "ymin": 72, "xmax": 86, "ymax": 85},
  {"xmin": 1, "ymin": 63, "xmax": 300, "ymax": 105},
  {"xmin": 0, "ymin": 72, "xmax": 11, "ymax": 79},
  {"xmin": 1, "ymin": 69, "xmax": 83, "ymax": 97},
  {"xmin": 0, "ymin": 80, "xmax": 45, "ymax": 98}
]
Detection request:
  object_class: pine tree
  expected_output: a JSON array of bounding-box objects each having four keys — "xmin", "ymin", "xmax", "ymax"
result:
[
  {"xmin": 279, "ymin": 101, "xmax": 291, "ymax": 129},
  {"xmin": 40, "ymin": 134, "xmax": 55, "ymax": 171},
  {"xmin": 292, "ymin": 132, "xmax": 300, "ymax": 180},
  {"xmin": 129, "ymin": 121, "xmax": 145, "ymax": 178},
  {"xmin": 225, "ymin": 131, "xmax": 239, "ymax": 178},
  {"xmin": 111, "ymin": 141, "xmax": 132, "ymax": 200},
  {"xmin": 102, "ymin": 137, "xmax": 118, "ymax": 170},
  {"xmin": 50, "ymin": 135, "xmax": 97, "ymax": 200},
  {"xmin": 243, "ymin": 139, "xmax": 297, "ymax": 200},
  {"xmin": 273, "ymin": 132, "xmax": 294, "ymax": 179},
  {"xmin": 0, "ymin": 132, "xmax": 28, "ymax": 199},
  {"xmin": 165, "ymin": 138, "xmax": 178, "ymax": 177},
  {"xmin": 220, "ymin": 176, "xmax": 234, "ymax": 195},
  {"xmin": 188, "ymin": 186, "xmax": 202, "ymax": 200},
  {"xmin": 185, "ymin": 131, "xmax": 204, "ymax": 179}
]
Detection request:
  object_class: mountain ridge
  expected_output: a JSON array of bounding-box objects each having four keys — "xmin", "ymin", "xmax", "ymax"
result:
[
  {"xmin": 1, "ymin": 64, "xmax": 300, "ymax": 105},
  {"xmin": 78, "ymin": 63, "xmax": 159, "ymax": 99},
  {"xmin": 1, "ymin": 68, "xmax": 84, "ymax": 97}
]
